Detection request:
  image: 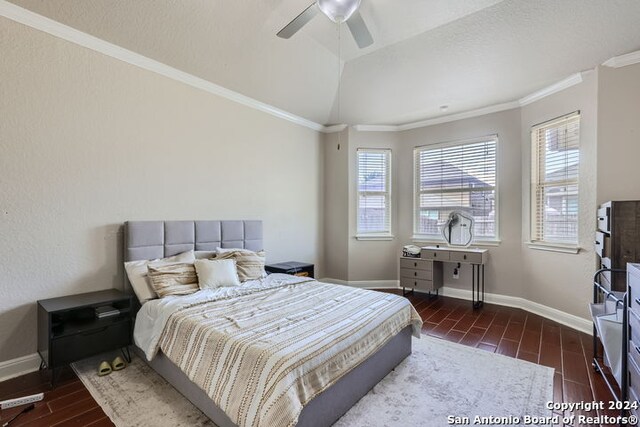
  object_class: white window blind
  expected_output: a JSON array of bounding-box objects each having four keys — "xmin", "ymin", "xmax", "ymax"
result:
[
  {"xmin": 414, "ymin": 136, "xmax": 497, "ymax": 240},
  {"xmin": 531, "ymin": 112, "xmax": 580, "ymax": 245},
  {"xmin": 357, "ymin": 149, "xmax": 391, "ymax": 236}
]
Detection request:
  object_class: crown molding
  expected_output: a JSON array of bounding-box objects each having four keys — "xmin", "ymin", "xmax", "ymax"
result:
[
  {"xmin": 0, "ymin": 0, "xmax": 327, "ymax": 133},
  {"xmin": 351, "ymin": 72, "xmax": 585, "ymax": 133},
  {"xmin": 602, "ymin": 49, "xmax": 640, "ymax": 68},
  {"xmin": 396, "ymin": 101, "xmax": 519, "ymax": 132},
  {"xmin": 1, "ymin": 1, "xmax": 600, "ymax": 135},
  {"xmin": 517, "ymin": 72, "xmax": 583, "ymax": 107},
  {"xmin": 352, "ymin": 124, "xmax": 399, "ymax": 132},
  {"xmin": 322, "ymin": 124, "xmax": 348, "ymax": 133}
]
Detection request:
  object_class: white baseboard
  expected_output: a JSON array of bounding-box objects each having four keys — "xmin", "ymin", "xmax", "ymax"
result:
[
  {"xmin": 0, "ymin": 353, "xmax": 41, "ymax": 382},
  {"xmin": 320, "ymin": 278, "xmax": 399, "ymax": 289},
  {"xmin": 438, "ymin": 287, "xmax": 592, "ymax": 335},
  {"xmin": 320, "ymin": 278, "xmax": 592, "ymax": 335}
]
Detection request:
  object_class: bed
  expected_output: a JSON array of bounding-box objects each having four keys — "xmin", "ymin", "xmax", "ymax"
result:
[{"xmin": 124, "ymin": 220, "xmax": 421, "ymax": 427}]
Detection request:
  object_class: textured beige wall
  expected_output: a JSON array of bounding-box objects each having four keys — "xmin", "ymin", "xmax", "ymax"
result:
[
  {"xmin": 346, "ymin": 129, "xmax": 400, "ymax": 282},
  {"xmin": 0, "ymin": 18, "xmax": 323, "ymax": 362},
  {"xmin": 323, "ymin": 130, "xmax": 349, "ymax": 280},
  {"xmin": 597, "ymin": 63, "xmax": 640, "ymax": 203},
  {"xmin": 323, "ymin": 128, "xmax": 401, "ymax": 283},
  {"xmin": 397, "ymin": 109, "xmax": 524, "ymax": 298},
  {"xmin": 8, "ymin": 0, "xmax": 341, "ymax": 125},
  {"xmin": 519, "ymin": 71, "xmax": 598, "ymax": 319}
]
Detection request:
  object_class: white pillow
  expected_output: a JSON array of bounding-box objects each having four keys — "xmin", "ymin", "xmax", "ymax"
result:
[
  {"xmin": 125, "ymin": 250, "xmax": 196, "ymax": 303},
  {"xmin": 195, "ymin": 259, "xmax": 241, "ymax": 289},
  {"xmin": 216, "ymin": 247, "xmax": 244, "ymax": 254}
]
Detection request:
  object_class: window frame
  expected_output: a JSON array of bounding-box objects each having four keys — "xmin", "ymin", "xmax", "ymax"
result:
[
  {"xmin": 412, "ymin": 135, "xmax": 500, "ymax": 244},
  {"xmin": 529, "ymin": 112, "xmax": 580, "ymax": 251},
  {"xmin": 356, "ymin": 148, "xmax": 393, "ymax": 240}
]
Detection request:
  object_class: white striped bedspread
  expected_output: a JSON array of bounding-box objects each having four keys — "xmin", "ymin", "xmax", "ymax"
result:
[{"xmin": 134, "ymin": 274, "xmax": 422, "ymax": 427}]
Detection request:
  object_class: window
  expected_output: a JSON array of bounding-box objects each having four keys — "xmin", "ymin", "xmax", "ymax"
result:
[
  {"xmin": 531, "ymin": 112, "xmax": 580, "ymax": 246},
  {"xmin": 414, "ymin": 136, "xmax": 498, "ymax": 241},
  {"xmin": 357, "ymin": 149, "xmax": 392, "ymax": 237}
]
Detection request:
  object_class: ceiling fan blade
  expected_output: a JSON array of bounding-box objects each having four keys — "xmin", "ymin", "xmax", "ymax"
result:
[
  {"xmin": 346, "ymin": 11, "xmax": 373, "ymax": 48},
  {"xmin": 277, "ymin": 2, "xmax": 319, "ymax": 39}
]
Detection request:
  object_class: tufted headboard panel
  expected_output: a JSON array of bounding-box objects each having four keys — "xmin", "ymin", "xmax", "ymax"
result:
[{"xmin": 124, "ymin": 220, "xmax": 263, "ymax": 262}]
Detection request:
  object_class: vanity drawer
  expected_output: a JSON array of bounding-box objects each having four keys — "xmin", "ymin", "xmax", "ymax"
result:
[
  {"xmin": 400, "ymin": 277, "xmax": 435, "ymax": 291},
  {"xmin": 594, "ymin": 231, "xmax": 610, "ymax": 258},
  {"xmin": 422, "ymin": 250, "xmax": 450, "ymax": 261},
  {"xmin": 449, "ymin": 251, "xmax": 482, "ymax": 264},
  {"xmin": 401, "ymin": 268, "xmax": 433, "ymax": 280},
  {"xmin": 597, "ymin": 206, "xmax": 611, "ymax": 233},
  {"xmin": 400, "ymin": 258, "xmax": 433, "ymax": 271}
]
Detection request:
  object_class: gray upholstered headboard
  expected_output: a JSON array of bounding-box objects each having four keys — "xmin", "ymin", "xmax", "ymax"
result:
[
  {"xmin": 124, "ymin": 220, "xmax": 263, "ymax": 262},
  {"xmin": 123, "ymin": 219, "xmax": 262, "ymax": 304}
]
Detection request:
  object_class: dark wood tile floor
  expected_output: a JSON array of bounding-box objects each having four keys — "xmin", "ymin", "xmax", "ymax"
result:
[
  {"xmin": 0, "ymin": 293, "xmax": 617, "ymax": 426},
  {"xmin": 392, "ymin": 291, "xmax": 620, "ymax": 427},
  {"xmin": 0, "ymin": 366, "xmax": 113, "ymax": 426}
]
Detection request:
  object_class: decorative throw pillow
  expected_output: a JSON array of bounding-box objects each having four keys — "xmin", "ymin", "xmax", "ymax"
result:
[
  {"xmin": 214, "ymin": 249, "xmax": 266, "ymax": 282},
  {"xmin": 147, "ymin": 263, "xmax": 199, "ymax": 298},
  {"xmin": 194, "ymin": 259, "xmax": 241, "ymax": 289},
  {"xmin": 124, "ymin": 250, "xmax": 196, "ymax": 303},
  {"xmin": 195, "ymin": 250, "xmax": 217, "ymax": 259}
]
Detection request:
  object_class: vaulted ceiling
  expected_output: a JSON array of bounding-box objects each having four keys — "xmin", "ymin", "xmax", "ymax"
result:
[{"xmin": 10, "ymin": 0, "xmax": 640, "ymax": 126}]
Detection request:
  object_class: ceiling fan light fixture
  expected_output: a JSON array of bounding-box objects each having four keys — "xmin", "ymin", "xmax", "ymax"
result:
[{"xmin": 317, "ymin": 0, "xmax": 362, "ymax": 23}]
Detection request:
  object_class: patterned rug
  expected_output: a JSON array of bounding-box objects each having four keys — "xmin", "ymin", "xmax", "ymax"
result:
[{"xmin": 72, "ymin": 335, "xmax": 553, "ymax": 426}]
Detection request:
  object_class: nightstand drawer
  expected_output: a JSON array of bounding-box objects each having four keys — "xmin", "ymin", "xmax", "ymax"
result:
[
  {"xmin": 400, "ymin": 258, "xmax": 432, "ymax": 271},
  {"xmin": 400, "ymin": 268, "xmax": 433, "ymax": 280},
  {"xmin": 265, "ymin": 262, "xmax": 314, "ymax": 278},
  {"xmin": 422, "ymin": 250, "xmax": 450, "ymax": 261},
  {"xmin": 51, "ymin": 319, "xmax": 131, "ymax": 367},
  {"xmin": 400, "ymin": 277, "xmax": 435, "ymax": 291}
]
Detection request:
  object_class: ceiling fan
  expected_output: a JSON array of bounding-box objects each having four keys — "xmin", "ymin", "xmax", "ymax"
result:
[{"xmin": 277, "ymin": 0, "xmax": 374, "ymax": 48}]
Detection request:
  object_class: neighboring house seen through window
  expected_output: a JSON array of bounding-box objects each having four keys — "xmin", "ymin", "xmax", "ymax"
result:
[
  {"xmin": 530, "ymin": 112, "xmax": 580, "ymax": 246},
  {"xmin": 413, "ymin": 136, "xmax": 498, "ymax": 242},
  {"xmin": 357, "ymin": 149, "xmax": 392, "ymax": 238}
]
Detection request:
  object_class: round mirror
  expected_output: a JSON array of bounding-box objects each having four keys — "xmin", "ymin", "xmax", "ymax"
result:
[{"xmin": 442, "ymin": 211, "xmax": 474, "ymax": 247}]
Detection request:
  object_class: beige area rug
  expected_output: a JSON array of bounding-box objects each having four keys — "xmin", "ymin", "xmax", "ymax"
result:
[{"xmin": 72, "ymin": 336, "xmax": 553, "ymax": 427}]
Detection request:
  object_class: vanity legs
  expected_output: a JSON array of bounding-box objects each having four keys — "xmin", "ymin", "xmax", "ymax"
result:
[{"xmin": 472, "ymin": 263, "xmax": 485, "ymax": 309}]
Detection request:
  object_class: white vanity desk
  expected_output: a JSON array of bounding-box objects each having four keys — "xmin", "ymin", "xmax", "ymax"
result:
[{"xmin": 400, "ymin": 246, "xmax": 489, "ymax": 308}]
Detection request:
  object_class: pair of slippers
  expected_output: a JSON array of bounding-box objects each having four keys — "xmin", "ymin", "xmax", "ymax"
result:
[{"xmin": 98, "ymin": 356, "xmax": 126, "ymax": 376}]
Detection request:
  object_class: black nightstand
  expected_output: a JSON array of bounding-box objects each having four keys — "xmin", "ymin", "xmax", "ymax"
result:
[
  {"xmin": 37, "ymin": 289, "xmax": 133, "ymax": 385},
  {"xmin": 265, "ymin": 261, "xmax": 314, "ymax": 278}
]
